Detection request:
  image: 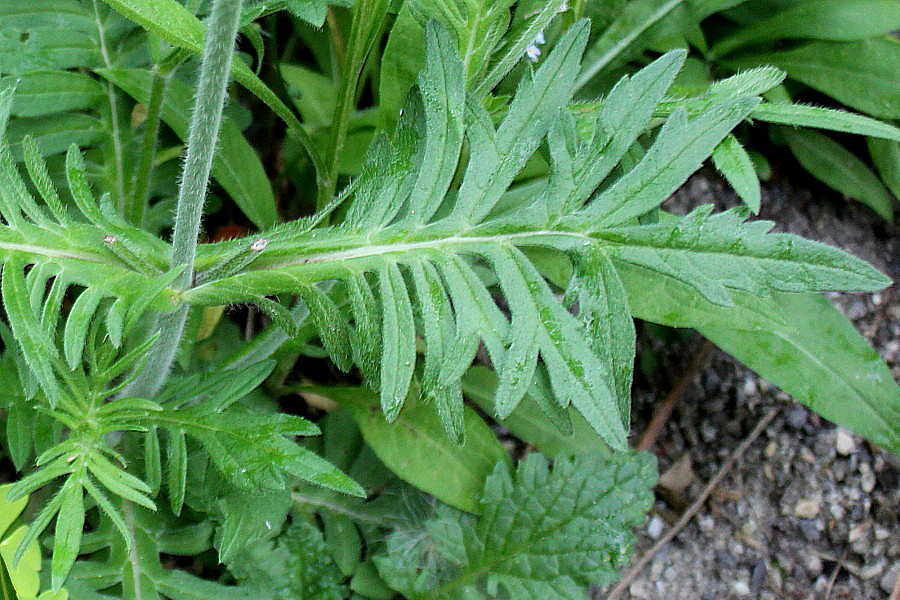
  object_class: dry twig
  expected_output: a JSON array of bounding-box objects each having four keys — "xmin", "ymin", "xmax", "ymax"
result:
[{"xmin": 637, "ymin": 339, "xmax": 715, "ymax": 451}]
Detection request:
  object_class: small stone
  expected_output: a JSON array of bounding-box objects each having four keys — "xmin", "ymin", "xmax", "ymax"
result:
[
  {"xmin": 875, "ymin": 526, "xmax": 891, "ymax": 540},
  {"xmin": 765, "ymin": 441, "xmax": 778, "ymax": 458},
  {"xmin": 860, "ymin": 560, "xmax": 885, "ymax": 580},
  {"xmin": 663, "ymin": 566, "xmax": 677, "ymax": 581},
  {"xmin": 848, "ymin": 522, "xmax": 870, "ymax": 544},
  {"xmin": 860, "ymin": 463, "xmax": 876, "ymax": 492},
  {"xmin": 787, "ymin": 406, "xmax": 808, "ymax": 428},
  {"xmin": 646, "ymin": 515, "xmax": 665, "ymax": 540},
  {"xmin": 795, "ymin": 498, "xmax": 821, "ymax": 519},
  {"xmin": 805, "ymin": 555, "xmax": 823, "ymax": 576},
  {"xmin": 835, "ymin": 428, "xmax": 856, "ymax": 455},
  {"xmin": 732, "ymin": 581, "xmax": 751, "ymax": 596},
  {"xmin": 800, "ymin": 446, "xmax": 816, "ymax": 464},
  {"xmin": 881, "ymin": 565, "xmax": 899, "ymax": 594}
]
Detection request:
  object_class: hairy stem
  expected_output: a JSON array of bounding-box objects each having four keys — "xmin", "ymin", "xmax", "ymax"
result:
[
  {"xmin": 92, "ymin": 0, "xmax": 127, "ymax": 213},
  {"xmin": 124, "ymin": 0, "xmax": 243, "ymax": 399},
  {"xmin": 127, "ymin": 64, "xmax": 168, "ymax": 227},
  {"xmin": 317, "ymin": 0, "xmax": 388, "ymax": 211},
  {"xmin": 171, "ymin": 0, "xmax": 243, "ymax": 284}
]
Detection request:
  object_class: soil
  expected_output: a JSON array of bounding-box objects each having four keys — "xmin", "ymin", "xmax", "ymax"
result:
[{"xmin": 594, "ymin": 168, "xmax": 899, "ymax": 600}]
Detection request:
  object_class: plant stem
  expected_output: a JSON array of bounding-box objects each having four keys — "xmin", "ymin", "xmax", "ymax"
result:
[
  {"xmin": 123, "ymin": 0, "xmax": 243, "ymax": 399},
  {"xmin": 127, "ymin": 64, "xmax": 168, "ymax": 227},
  {"xmin": 92, "ymin": 0, "xmax": 127, "ymax": 214},
  {"xmin": 316, "ymin": 0, "xmax": 388, "ymax": 211},
  {"xmin": 171, "ymin": 0, "xmax": 243, "ymax": 286}
]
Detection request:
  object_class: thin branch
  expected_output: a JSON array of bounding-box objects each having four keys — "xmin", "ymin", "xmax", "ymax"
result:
[
  {"xmin": 604, "ymin": 405, "xmax": 782, "ymax": 600},
  {"xmin": 637, "ymin": 338, "xmax": 714, "ymax": 451}
]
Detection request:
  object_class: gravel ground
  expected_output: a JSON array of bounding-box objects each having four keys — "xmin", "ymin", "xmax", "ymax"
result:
[{"xmin": 594, "ymin": 169, "xmax": 899, "ymax": 600}]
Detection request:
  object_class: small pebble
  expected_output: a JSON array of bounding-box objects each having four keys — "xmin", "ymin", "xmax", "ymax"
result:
[
  {"xmin": 805, "ymin": 555, "xmax": 822, "ymax": 576},
  {"xmin": 794, "ymin": 498, "xmax": 821, "ymax": 519},
  {"xmin": 860, "ymin": 560, "xmax": 885, "ymax": 580},
  {"xmin": 860, "ymin": 463, "xmax": 876, "ymax": 492},
  {"xmin": 732, "ymin": 581, "xmax": 750, "ymax": 596},
  {"xmin": 786, "ymin": 406, "xmax": 807, "ymax": 428},
  {"xmin": 881, "ymin": 565, "xmax": 899, "ymax": 594},
  {"xmin": 646, "ymin": 515, "xmax": 665, "ymax": 540},
  {"xmin": 835, "ymin": 428, "xmax": 856, "ymax": 455}
]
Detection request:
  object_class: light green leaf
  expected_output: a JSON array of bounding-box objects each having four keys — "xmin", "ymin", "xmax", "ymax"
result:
[
  {"xmin": 783, "ymin": 128, "xmax": 893, "ymax": 220},
  {"xmin": 753, "ymin": 103, "xmax": 900, "ymax": 142},
  {"xmin": 596, "ymin": 205, "xmax": 890, "ymax": 305},
  {"xmin": 328, "ymin": 386, "xmax": 510, "ymax": 514},
  {"xmin": 586, "ymin": 97, "xmax": 759, "ymax": 226},
  {"xmin": 712, "ymin": 133, "xmax": 761, "ymax": 213},
  {"xmin": 0, "ymin": 525, "xmax": 41, "ymax": 600},
  {"xmin": 701, "ymin": 292, "xmax": 900, "ymax": 452}
]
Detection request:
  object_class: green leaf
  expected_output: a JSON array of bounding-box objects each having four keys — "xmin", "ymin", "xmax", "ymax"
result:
[
  {"xmin": 712, "ymin": 0, "xmax": 900, "ymax": 55},
  {"xmin": 585, "ymin": 97, "xmax": 759, "ymax": 226},
  {"xmin": 375, "ymin": 452, "xmax": 657, "ymax": 597},
  {"xmin": 868, "ymin": 137, "xmax": 900, "ymax": 199},
  {"xmin": 229, "ymin": 520, "xmax": 347, "ymax": 600},
  {"xmin": 97, "ymin": 69, "xmax": 277, "ymax": 229},
  {"xmin": 712, "ymin": 134, "xmax": 761, "ymax": 213},
  {"xmin": 101, "ymin": 0, "xmax": 326, "ymax": 177},
  {"xmin": 576, "ymin": 0, "xmax": 687, "ymax": 90},
  {"xmin": 724, "ymin": 38, "xmax": 900, "ymax": 120},
  {"xmin": 50, "ymin": 480, "xmax": 84, "ymax": 589},
  {"xmin": 700, "ymin": 292, "xmax": 900, "ymax": 452},
  {"xmin": 153, "ymin": 403, "xmax": 364, "ymax": 497},
  {"xmin": 752, "ymin": 103, "xmax": 900, "ymax": 142},
  {"xmin": 215, "ymin": 489, "xmax": 291, "ymax": 564},
  {"xmin": 1, "ymin": 260, "xmax": 61, "ymax": 404},
  {"xmin": 1, "ymin": 70, "xmax": 105, "ymax": 118},
  {"xmin": 327, "ymin": 387, "xmax": 510, "ymax": 514},
  {"xmin": 462, "ymin": 366, "xmax": 609, "ymax": 457},
  {"xmin": 596, "ymin": 205, "xmax": 890, "ymax": 305},
  {"xmin": 376, "ymin": 263, "xmax": 417, "ymax": 422},
  {"xmin": 569, "ymin": 245, "xmax": 635, "ymax": 424},
  {"xmin": 783, "ymin": 128, "xmax": 893, "ymax": 220},
  {"xmin": 0, "ymin": 525, "xmax": 41, "ymax": 600}
]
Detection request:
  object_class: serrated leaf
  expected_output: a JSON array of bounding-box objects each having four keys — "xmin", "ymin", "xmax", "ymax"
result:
[
  {"xmin": 375, "ymin": 452, "xmax": 657, "ymax": 597},
  {"xmin": 229, "ymin": 520, "xmax": 346, "ymax": 600},
  {"xmin": 596, "ymin": 205, "xmax": 890, "ymax": 305},
  {"xmin": 586, "ymin": 97, "xmax": 759, "ymax": 226}
]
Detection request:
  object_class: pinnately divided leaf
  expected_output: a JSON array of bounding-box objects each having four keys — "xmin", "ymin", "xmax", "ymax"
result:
[
  {"xmin": 0, "ymin": 20, "xmax": 890, "ymax": 454},
  {"xmin": 168, "ymin": 22, "xmax": 890, "ymax": 449}
]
